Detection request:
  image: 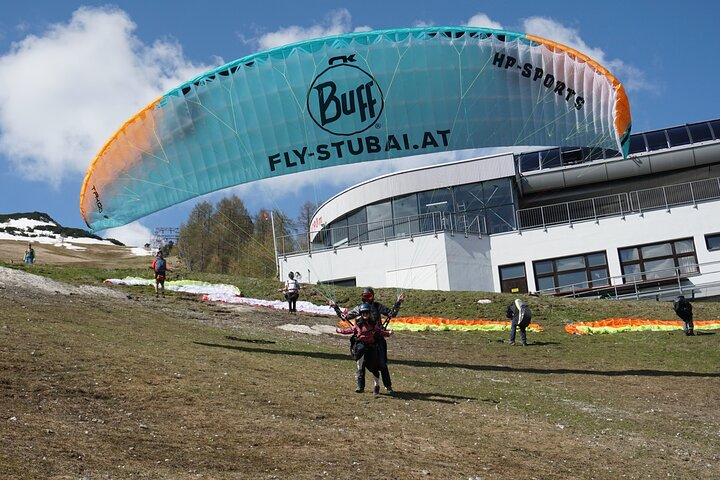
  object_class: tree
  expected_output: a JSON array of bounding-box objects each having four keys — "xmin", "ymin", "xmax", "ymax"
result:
[
  {"xmin": 208, "ymin": 195, "xmax": 253, "ymax": 274},
  {"xmin": 178, "ymin": 201, "xmax": 214, "ymax": 271}
]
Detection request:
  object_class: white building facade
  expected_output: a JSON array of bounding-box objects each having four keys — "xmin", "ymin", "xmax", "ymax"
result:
[{"xmin": 279, "ymin": 118, "xmax": 720, "ymax": 299}]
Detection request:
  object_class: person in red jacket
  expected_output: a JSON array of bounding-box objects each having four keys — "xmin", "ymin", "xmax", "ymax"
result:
[{"xmin": 335, "ymin": 303, "xmax": 393, "ymax": 395}]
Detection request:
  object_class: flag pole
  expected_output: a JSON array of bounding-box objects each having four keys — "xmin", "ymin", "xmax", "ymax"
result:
[{"xmin": 270, "ymin": 211, "xmax": 280, "ymax": 280}]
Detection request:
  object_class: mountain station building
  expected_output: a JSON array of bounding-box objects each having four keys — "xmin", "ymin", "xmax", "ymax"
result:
[{"xmin": 278, "ymin": 118, "xmax": 720, "ymax": 299}]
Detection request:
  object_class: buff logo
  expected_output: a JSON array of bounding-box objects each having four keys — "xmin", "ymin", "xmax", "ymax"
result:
[{"xmin": 307, "ymin": 54, "xmax": 384, "ymax": 136}]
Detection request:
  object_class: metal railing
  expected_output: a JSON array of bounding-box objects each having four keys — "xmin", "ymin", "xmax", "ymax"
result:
[
  {"xmin": 536, "ymin": 260, "xmax": 720, "ymax": 300},
  {"xmin": 517, "ymin": 176, "xmax": 720, "ymax": 231},
  {"xmin": 277, "ymin": 211, "xmax": 487, "ymax": 257}
]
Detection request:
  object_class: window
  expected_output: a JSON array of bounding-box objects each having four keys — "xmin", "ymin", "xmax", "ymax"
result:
[
  {"xmin": 346, "ymin": 208, "xmax": 368, "ymax": 244},
  {"xmin": 644, "ymin": 130, "xmax": 668, "ymax": 150},
  {"xmin": 705, "ymin": 233, "xmax": 720, "ymax": 251},
  {"xmin": 710, "ymin": 120, "xmax": 720, "ymax": 139},
  {"xmin": 560, "ymin": 146, "xmax": 583, "ymax": 165},
  {"xmin": 533, "ymin": 251, "xmax": 609, "ymax": 293},
  {"xmin": 628, "ymin": 134, "xmax": 647, "ymax": 154},
  {"xmin": 392, "ymin": 194, "xmax": 419, "ymax": 236},
  {"xmin": 619, "ymin": 238, "xmax": 699, "ymax": 283},
  {"xmin": 499, "ymin": 263, "xmax": 528, "ymax": 293},
  {"xmin": 366, "ymin": 201, "xmax": 393, "ymax": 241},
  {"xmin": 518, "ymin": 152, "xmax": 540, "ymax": 172},
  {"xmin": 540, "ymin": 148, "xmax": 561, "ymax": 169},
  {"xmin": 666, "ymin": 126, "xmax": 691, "ymax": 147},
  {"xmin": 688, "ymin": 122, "xmax": 713, "ymax": 143}
]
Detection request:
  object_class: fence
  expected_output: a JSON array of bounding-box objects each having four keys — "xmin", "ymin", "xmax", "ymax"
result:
[
  {"xmin": 517, "ymin": 176, "xmax": 720, "ymax": 231},
  {"xmin": 537, "ymin": 260, "xmax": 720, "ymax": 301},
  {"xmin": 277, "ymin": 211, "xmax": 487, "ymax": 257}
]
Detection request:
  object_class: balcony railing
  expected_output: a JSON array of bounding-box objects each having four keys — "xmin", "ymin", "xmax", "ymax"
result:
[
  {"xmin": 277, "ymin": 211, "xmax": 487, "ymax": 257},
  {"xmin": 535, "ymin": 261, "xmax": 720, "ymax": 300},
  {"xmin": 517, "ymin": 176, "xmax": 720, "ymax": 231}
]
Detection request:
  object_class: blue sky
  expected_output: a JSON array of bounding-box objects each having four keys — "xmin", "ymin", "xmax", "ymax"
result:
[{"xmin": 0, "ymin": 1, "xmax": 718, "ymax": 246}]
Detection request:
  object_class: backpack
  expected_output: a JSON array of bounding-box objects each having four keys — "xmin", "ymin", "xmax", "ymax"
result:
[
  {"xmin": 515, "ymin": 299, "xmax": 532, "ymax": 326},
  {"xmin": 154, "ymin": 257, "xmax": 166, "ymax": 274}
]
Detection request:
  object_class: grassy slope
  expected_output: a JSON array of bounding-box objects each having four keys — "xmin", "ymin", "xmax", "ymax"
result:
[{"xmin": 1, "ymin": 246, "xmax": 719, "ymax": 479}]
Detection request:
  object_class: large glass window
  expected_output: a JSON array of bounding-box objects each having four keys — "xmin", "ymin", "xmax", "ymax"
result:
[
  {"xmin": 392, "ymin": 194, "xmax": 419, "ymax": 236},
  {"xmin": 346, "ymin": 208, "xmax": 368, "ymax": 244},
  {"xmin": 418, "ymin": 188, "xmax": 453, "ymax": 214},
  {"xmin": 533, "ymin": 251, "xmax": 609, "ymax": 293},
  {"xmin": 619, "ymin": 238, "xmax": 699, "ymax": 283},
  {"xmin": 454, "ymin": 183, "xmax": 484, "ymax": 213},
  {"xmin": 366, "ymin": 201, "xmax": 393, "ymax": 242},
  {"xmin": 484, "ymin": 181, "xmax": 513, "ymax": 207}
]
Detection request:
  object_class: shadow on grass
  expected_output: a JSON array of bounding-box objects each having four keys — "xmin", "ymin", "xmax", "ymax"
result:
[
  {"xmin": 380, "ymin": 390, "xmax": 477, "ymax": 404},
  {"xmin": 194, "ymin": 342, "xmax": 720, "ymax": 378}
]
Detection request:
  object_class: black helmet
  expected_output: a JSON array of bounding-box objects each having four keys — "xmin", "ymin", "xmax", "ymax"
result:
[{"xmin": 361, "ymin": 287, "xmax": 375, "ymax": 301}]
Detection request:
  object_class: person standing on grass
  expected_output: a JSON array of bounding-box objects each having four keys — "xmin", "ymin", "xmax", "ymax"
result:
[
  {"xmin": 150, "ymin": 251, "xmax": 172, "ymax": 297},
  {"xmin": 24, "ymin": 243, "xmax": 35, "ymax": 264},
  {"xmin": 279, "ymin": 272, "xmax": 302, "ymax": 314},
  {"xmin": 506, "ymin": 298, "xmax": 532, "ymax": 346},
  {"xmin": 672, "ymin": 295, "xmax": 695, "ymax": 336}
]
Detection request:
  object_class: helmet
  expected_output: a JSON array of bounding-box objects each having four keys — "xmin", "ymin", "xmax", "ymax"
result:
[
  {"xmin": 359, "ymin": 303, "xmax": 372, "ymax": 313},
  {"xmin": 361, "ymin": 287, "xmax": 375, "ymax": 301}
]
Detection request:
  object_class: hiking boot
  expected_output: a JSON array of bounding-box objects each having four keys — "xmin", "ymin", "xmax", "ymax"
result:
[
  {"xmin": 373, "ymin": 385, "xmax": 380, "ymax": 396},
  {"xmin": 355, "ymin": 388, "xmax": 364, "ymax": 393}
]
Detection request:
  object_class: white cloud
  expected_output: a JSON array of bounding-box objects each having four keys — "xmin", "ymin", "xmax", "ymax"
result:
[
  {"xmin": 253, "ymin": 9, "xmax": 372, "ymax": 50},
  {"xmin": 0, "ymin": 6, "xmax": 213, "ymax": 187},
  {"xmin": 464, "ymin": 14, "xmax": 504, "ymax": 30},
  {"xmin": 100, "ymin": 220, "xmax": 153, "ymax": 248}
]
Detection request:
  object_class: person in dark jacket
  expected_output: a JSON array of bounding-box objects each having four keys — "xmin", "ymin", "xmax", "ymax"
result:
[
  {"xmin": 506, "ymin": 298, "xmax": 532, "ymax": 346},
  {"xmin": 331, "ymin": 287, "xmax": 405, "ymax": 394},
  {"xmin": 672, "ymin": 295, "xmax": 694, "ymax": 336},
  {"xmin": 335, "ymin": 303, "xmax": 393, "ymax": 394}
]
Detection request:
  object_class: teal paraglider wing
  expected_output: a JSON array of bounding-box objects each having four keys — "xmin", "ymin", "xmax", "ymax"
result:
[{"xmin": 80, "ymin": 26, "xmax": 631, "ymax": 231}]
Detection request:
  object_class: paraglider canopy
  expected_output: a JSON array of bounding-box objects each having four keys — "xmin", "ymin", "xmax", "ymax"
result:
[{"xmin": 80, "ymin": 26, "xmax": 631, "ymax": 231}]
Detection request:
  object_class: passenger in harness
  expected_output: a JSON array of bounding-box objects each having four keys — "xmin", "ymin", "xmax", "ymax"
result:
[
  {"xmin": 335, "ymin": 303, "xmax": 393, "ymax": 395},
  {"xmin": 331, "ymin": 287, "xmax": 405, "ymax": 394}
]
